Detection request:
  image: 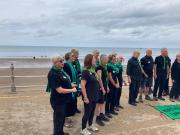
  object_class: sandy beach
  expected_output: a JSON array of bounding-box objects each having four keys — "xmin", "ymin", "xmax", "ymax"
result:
[{"xmin": 0, "ymin": 58, "xmax": 179, "ymax": 135}]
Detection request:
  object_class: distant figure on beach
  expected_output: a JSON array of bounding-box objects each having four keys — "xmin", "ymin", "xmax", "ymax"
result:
[
  {"xmin": 139, "ymin": 49, "xmax": 154, "ymax": 102},
  {"xmin": 33, "ymin": 56, "xmax": 36, "ymax": 60},
  {"xmin": 47, "ymin": 55, "xmax": 77, "ymax": 135},
  {"xmin": 153, "ymin": 48, "xmax": 170, "ymax": 101},
  {"xmin": 169, "ymin": 54, "xmax": 180, "ymax": 102}
]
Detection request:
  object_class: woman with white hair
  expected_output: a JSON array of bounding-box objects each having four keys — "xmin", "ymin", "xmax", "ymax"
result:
[{"xmin": 47, "ymin": 55, "xmax": 77, "ymax": 135}]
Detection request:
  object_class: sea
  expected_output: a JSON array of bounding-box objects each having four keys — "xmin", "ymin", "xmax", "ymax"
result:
[{"xmin": 0, "ymin": 45, "xmax": 179, "ymax": 68}]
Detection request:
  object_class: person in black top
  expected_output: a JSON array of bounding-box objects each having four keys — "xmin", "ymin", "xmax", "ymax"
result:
[
  {"xmin": 47, "ymin": 55, "xmax": 77, "ymax": 135},
  {"xmin": 64, "ymin": 52, "xmax": 81, "ymax": 114},
  {"xmin": 139, "ymin": 49, "xmax": 154, "ymax": 102},
  {"xmin": 169, "ymin": 54, "xmax": 180, "ymax": 102},
  {"xmin": 153, "ymin": 48, "xmax": 170, "ymax": 101},
  {"xmin": 95, "ymin": 54, "xmax": 109, "ymax": 126},
  {"xmin": 106, "ymin": 54, "xmax": 119, "ymax": 115},
  {"xmin": 163, "ymin": 52, "xmax": 171, "ymax": 96},
  {"xmin": 127, "ymin": 51, "xmax": 143, "ymax": 106},
  {"xmin": 81, "ymin": 54, "xmax": 99, "ymax": 135},
  {"xmin": 116, "ymin": 56, "xmax": 125, "ymax": 109}
]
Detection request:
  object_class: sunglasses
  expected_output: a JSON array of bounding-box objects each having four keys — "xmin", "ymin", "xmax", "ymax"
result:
[{"xmin": 59, "ymin": 59, "xmax": 64, "ymax": 63}]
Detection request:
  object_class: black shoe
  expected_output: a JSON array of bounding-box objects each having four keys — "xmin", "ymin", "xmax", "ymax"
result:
[
  {"xmin": 105, "ymin": 113, "xmax": 113, "ymax": 118},
  {"xmin": 76, "ymin": 109, "xmax": 81, "ymax": 114},
  {"xmin": 110, "ymin": 111, "xmax": 118, "ymax": 115},
  {"xmin": 118, "ymin": 105, "xmax": 124, "ymax": 109},
  {"xmin": 129, "ymin": 103, "xmax": 137, "ymax": 106},
  {"xmin": 158, "ymin": 97, "xmax": 165, "ymax": 101},
  {"xmin": 64, "ymin": 132, "xmax": 70, "ymax": 135},
  {"xmin": 145, "ymin": 95, "xmax": 153, "ymax": 101},
  {"xmin": 153, "ymin": 97, "xmax": 158, "ymax": 101},
  {"xmin": 169, "ymin": 98, "xmax": 175, "ymax": 102},
  {"xmin": 96, "ymin": 116, "xmax": 105, "ymax": 126},
  {"xmin": 100, "ymin": 114, "xmax": 109, "ymax": 122},
  {"xmin": 114, "ymin": 107, "xmax": 120, "ymax": 111}
]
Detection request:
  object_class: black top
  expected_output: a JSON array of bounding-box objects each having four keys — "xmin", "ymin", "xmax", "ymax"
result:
[
  {"xmin": 96, "ymin": 65, "xmax": 108, "ymax": 90},
  {"xmin": 63, "ymin": 63, "xmax": 73, "ymax": 81},
  {"xmin": 107, "ymin": 64, "xmax": 118, "ymax": 88},
  {"xmin": 155, "ymin": 56, "xmax": 169, "ymax": 76},
  {"xmin": 171, "ymin": 60, "xmax": 180, "ymax": 81},
  {"xmin": 81, "ymin": 70, "xmax": 99, "ymax": 102},
  {"xmin": 48, "ymin": 68, "xmax": 72, "ymax": 106},
  {"xmin": 127, "ymin": 57, "xmax": 142, "ymax": 81},
  {"xmin": 141, "ymin": 55, "xmax": 154, "ymax": 77}
]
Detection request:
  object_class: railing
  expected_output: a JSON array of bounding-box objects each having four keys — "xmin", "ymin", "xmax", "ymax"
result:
[{"xmin": 0, "ymin": 64, "xmax": 47, "ymax": 93}]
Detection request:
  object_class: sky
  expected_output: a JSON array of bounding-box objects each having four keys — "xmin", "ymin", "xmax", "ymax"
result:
[{"xmin": 0, "ymin": 0, "xmax": 180, "ymax": 48}]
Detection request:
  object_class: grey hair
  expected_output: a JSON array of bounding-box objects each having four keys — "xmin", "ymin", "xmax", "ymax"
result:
[{"xmin": 51, "ymin": 54, "xmax": 62, "ymax": 64}]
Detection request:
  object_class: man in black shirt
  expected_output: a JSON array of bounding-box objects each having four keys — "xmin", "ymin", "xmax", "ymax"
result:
[
  {"xmin": 127, "ymin": 51, "xmax": 143, "ymax": 106},
  {"xmin": 47, "ymin": 55, "xmax": 77, "ymax": 135},
  {"xmin": 153, "ymin": 48, "xmax": 170, "ymax": 101},
  {"xmin": 139, "ymin": 49, "xmax": 154, "ymax": 102}
]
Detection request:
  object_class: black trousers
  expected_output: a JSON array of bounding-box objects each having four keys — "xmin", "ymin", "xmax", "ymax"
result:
[
  {"xmin": 116, "ymin": 78, "xmax": 123, "ymax": 106},
  {"xmin": 105, "ymin": 86, "xmax": 116, "ymax": 113},
  {"xmin": 82, "ymin": 102, "xmax": 96, "ymax": 130},
  {"xmin": 153, "ymin": 75, "xmax": 166, "ymax": 98},
  {"xmin": 170, "ymin": 81, "xmax": 180, "ymax": 98},
  {"xmin": 129, "ymin": 80, "xmax": 140, "ymax": 104},
  {"xmin": 164, "ymin": 78, "xmax": 170, "ymax": 95},
  {"xmin": 51, "ymin": 104, "xmax": 67, "ymax": 135}
]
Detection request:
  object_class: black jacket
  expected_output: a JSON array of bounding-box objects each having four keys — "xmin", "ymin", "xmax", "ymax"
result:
[{"xmin": 171, "ymin": 60, "xmax": 180, "ymax": 81}]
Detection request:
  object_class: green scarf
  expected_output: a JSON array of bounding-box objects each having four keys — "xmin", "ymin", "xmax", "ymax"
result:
[
  {"xmin": 46, "ymin": 66, "xmax": 71, "ymax": 93},
  {"xmin": 100, "ymin": 63, "xmax": 108, "ymax": 84},
  {"xmin": 107, "ymin": 62, "xmax": 119, "ymax": 74},
  {"xmin": 74, "ymin": 59, "xmax": 81, "ymax": 73},
  {"xmin": 66, "ymin": 60, "xmax": 77, "ymax": 83},
  {"xmin": 85, "ymin": 67, "xmax": 99, "ymax": 80},
  {"xmin": 116, "ymin": 62, "xmax": 124, "ymax": 72}
]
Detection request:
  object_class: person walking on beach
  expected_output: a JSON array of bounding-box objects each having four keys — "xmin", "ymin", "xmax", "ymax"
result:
[
  {"xmin": 81, "ymin": 54, "xmax": 99, "ymax": 135},
  {"xmin": 153, "ymin": 48, "xmax": 170, "ymax": 101},
  {"xmin": 116, "ymin": 56, "xmax": 124, "ymax": 109},
  {"xmin": 95, "ymin": 54, "xmax": 110, "ymax": 126},
  {"xmin": 169, "ymin": 54, "xmax": 180, "ymax": 102},
  {"xmin": 127, "ymin": 51, "xmax": 143, "ymax": 106},
  {"xmin": 139, "ymin": 49, "xmax": 154, "ymax": 102},
  {"xmin": 106, "ymin": 54, "xmax": 119, "ymax": 114},
  {"xmin": 47, "ymin": 55, "xmax": 77, "ymax": 135}
]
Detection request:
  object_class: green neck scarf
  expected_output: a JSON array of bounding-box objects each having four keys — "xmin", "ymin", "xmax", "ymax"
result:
[
  {"xmin": 163, "ymin": 57, "xmax": 166, "ymax": 70},
  {"xmin": 116, "ymin": 62, "xmax": 124, "ymax": 72},
  {"xmin": 135, "ymin": 57, "xmax": 143, "ymax": 72},
  {"xmin": 85, "ymin": 67, "xmax": 99, "ymax": 80},
  {"xmin": 66, "ymin": 60, "xmax": 77, "ymax": 83},
  {"xmin": 108, "ymin": 62, "xmax": 119, "ymax": 74},
  {"xmin": 46, "ymin": 65, "xmax": 71, "ymax": 93},
  {"xmin": 74, "ymin": 59, "xmax": 81, "ymax": 73}
]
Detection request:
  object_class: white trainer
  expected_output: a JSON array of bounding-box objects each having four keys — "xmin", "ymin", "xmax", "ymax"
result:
[
  {"xmin": 87, "ymin": 124, "xmax": 99, "ymax": 132},
  {"xmin": 81, "ymin": 128, "xmax": 91, "ymax": 135}
]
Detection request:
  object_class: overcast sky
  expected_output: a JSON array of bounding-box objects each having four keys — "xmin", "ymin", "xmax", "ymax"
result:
[{"xmin": 0, "ymin": 0, "xmax": 180, "ymax": 48}]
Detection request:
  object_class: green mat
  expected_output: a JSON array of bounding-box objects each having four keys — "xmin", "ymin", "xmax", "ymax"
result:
[{"xmin": 154, "ymin": 104, "xmax": 180, "ymax": 120}]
